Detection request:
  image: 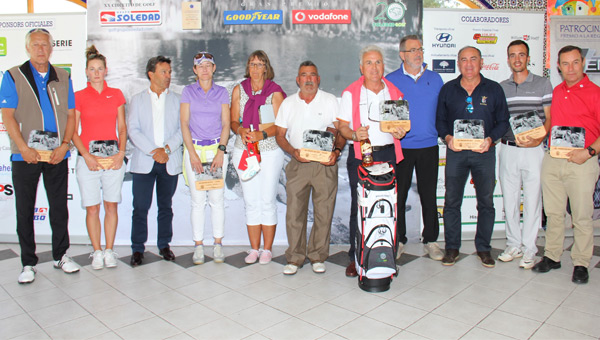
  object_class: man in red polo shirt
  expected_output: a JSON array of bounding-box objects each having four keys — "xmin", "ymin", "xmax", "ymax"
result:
[{"xmin": 533, "ymin": 45, "xmax": 600, "ymax": 284}]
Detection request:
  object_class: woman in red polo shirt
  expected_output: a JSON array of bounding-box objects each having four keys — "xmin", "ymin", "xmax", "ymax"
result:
[{"xmin": 72, "ymin": 45, "xmax": 127, "ymax": 269}]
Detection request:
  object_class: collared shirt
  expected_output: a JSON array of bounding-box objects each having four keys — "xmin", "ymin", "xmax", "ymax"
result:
[
  {"xmin": 275, "ymin": 89, "xmax": 338, "ymax": 149},
  {"xmin": 180, "ymin": 81, "xmax": 229, "ymax": 140},
  {"xmin": 75, "ymin": 81, "xmax": 126, "ymax": 152},
  {"xmin": 0, "ymin": 61, "xmax": 75, "ymax": 161},
  {"xmin": 386, "ymin": 63, "xmax": 444, "ymax": 149},
  {"xmin": 436, "ymin": 74, "xmax": 509, "ymax": 142},
  {"xmin": 337, "ymin": 84, "xmax": 395, "ymax": 146},
  {"xmin": 500, "ymin": 72, "xmax": 553, "ymax": 142},
  {"xmin": 402, "ymin": 63, "xmax": 425, "ymax": 81},
  {"xmin": 149, "ymin": 87, "xmax": 168, "ymax": 147},
  {"xmin": 551, "ymin": 74, "xmax": 600, "ymax": 148}
]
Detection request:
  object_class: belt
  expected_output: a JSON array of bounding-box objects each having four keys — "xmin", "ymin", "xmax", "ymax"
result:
[
  {"xmin": 500, "ymin": 139, "xmax": 518, "ymax": 147},
  {"xmin": 193, "ymin": 138, "xmax": 220, "ymax": 146},
  {"xmin": 372, "ymin": 144, "xmax": 394, "ymax": 152}
]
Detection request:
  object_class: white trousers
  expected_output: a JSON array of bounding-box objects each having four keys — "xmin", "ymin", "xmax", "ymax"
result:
[
  {"xmin": 498, "ymin": 143, "xmax": 544, "ymax": 257},
  {"xmin": 232, "ymin": 147, "xmax": 284, "ymax": 226},
  {"xmin": 184, "ymin": 148, "xmax": 226, "ymax": 242}
]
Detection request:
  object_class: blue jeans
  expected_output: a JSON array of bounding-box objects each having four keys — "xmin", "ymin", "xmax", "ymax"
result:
[
  {"xmin": 347, "ymin": 146, "xmax": 396, "ymax": 260},
  {"xmin": 131, "ymin": 162, "xmax": 179, "ymax": 253},
  {"xmin": 443, "ymin": 147, "xmax": 496, "ymax": 252}
]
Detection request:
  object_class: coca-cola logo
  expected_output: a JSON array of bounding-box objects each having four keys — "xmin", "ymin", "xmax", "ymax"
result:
[{"xmin": 482, "ymin": 63, "xmax": 500, "ymax": 70}]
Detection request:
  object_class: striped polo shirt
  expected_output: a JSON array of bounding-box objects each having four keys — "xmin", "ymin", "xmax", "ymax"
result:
[{"xmin": 500, "ymin": 72, "xmax": 553, "ymax": 142}]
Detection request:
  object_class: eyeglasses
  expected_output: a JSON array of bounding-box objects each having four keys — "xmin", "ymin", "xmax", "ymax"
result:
[
  {"xmin": 28, "ymin": 28, "xmax": 50, "ymax": 34},
  {"xmin": 401, "ymin": 47, "xmax": 424, "ymax": 53},
  {"xmin": 194, "ymin": 52, "xmax": 215, "ymax": 65},
  {"xmin": 249, "ymin": 62, "xmax": 266, "ymax": 69},
  {"xmin": 466, "ymin": 96, "xmax": 474, "ymax": 114}
]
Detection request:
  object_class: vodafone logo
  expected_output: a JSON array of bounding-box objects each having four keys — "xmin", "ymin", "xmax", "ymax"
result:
[{"xmin": 292, "ymin": 10, "xmax": 351, "ymax": 24}]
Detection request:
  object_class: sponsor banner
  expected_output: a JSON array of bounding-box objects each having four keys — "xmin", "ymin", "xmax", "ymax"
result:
[
  {"xmin": 0, "ymin": 37, "xmax": 6, "ymax": 57},
  {"xmin": 424, "ymin": 9, "xmax": 544, "ymax": 83},
  {"xmin": 292, "ymin": 10, "xmax": 351, "ymax": 24},
  {"xmin": 223, "ymin": 10, "xmax": 283, "ymax": 25},
  {"xmin": 0, "ymin": 19, "xmax": 55, "ymax": 30},
  {"xmin": 550, "ymin": 16, "xmax": 600, "ymax": 87},
  {"xmin": 373, "ymin": 0, "xmax": 409, "ymax": 28},
  {"xmin": 432, "ymin": 59, "xmax": 455, "ymax": 73},
  {"xmin": 100, "ymin": 10, "xmax": 161, "ymax": 26}
]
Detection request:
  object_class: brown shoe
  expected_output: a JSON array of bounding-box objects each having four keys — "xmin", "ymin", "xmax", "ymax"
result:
[
  {"xmin": 345, "ymin": 261, "xmax": 358, "ymax": 277},
  {"xmin": 441, "ymin": 249, "xmax": 459, "ymax": 266},
  {"xmin": 477, "ymin": 251, "xmax": 495, "ymax": 268}
]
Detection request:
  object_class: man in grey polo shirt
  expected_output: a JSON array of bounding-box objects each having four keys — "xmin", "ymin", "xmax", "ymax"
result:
[{"xmin": 497, "ymin": 40, "xmax": 552, "ymax": 269}]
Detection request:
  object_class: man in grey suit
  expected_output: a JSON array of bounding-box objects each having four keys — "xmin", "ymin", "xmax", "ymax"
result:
[{"xmin": 128, "ymin": 56, "xmax": 183, "ymax": 266}]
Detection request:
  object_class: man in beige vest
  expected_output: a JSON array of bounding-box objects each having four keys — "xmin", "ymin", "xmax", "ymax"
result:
[{"xmin": 0, "ymin": 28, "xmax": 79, "ymax": 284}]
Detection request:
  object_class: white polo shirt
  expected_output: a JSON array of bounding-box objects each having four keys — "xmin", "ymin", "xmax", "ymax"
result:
[{"xmin": 275, "ymin": 89, "xmax": 339, "ymax": 149}]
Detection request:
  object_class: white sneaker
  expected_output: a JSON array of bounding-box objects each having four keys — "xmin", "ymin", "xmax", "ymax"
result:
[
  {"xmin": 54, "ymin": 254, "xmax": 81, "ymax": 273},
  {"xmin": 244, "ymin": 249, "xmax": 260, "ymax": 264},
  {"xmin": 423, "ymin": 242, "xmax": 444, "ymax": 261},
  {"xmin": 18, "ymin": 266, "xmax": 36, "ymax": 284},
  {"xmin": 90, "ymin": 250, "xmax": 104, "ymax": 270},
  {"xmin": 104, "ymin": 249, "xmax": 118, "ymax": 268},
  {"xmin": 213, "ymin": 244, "xmax": 225, "ymax": 263},
  {"xmin": 519, "ymin": 254, "xmax": 535, "ymax": 269},
  {"xmin": 497, "ymin": 247, "xmax": 523, "ymax": 262},
  {"xmin": 396, "ymin": 243, "xmax": 405, "ymax": 260},
  {"xmin": 259, "ymin": 249, "xmax": 272, "ymax": 264},
  {"xmin": 283, "ymin": 264, "xmax": 298, "ymax": 275},
  {"xmin": 312, "ymin": 262, "xmax": 326, "ymax": 273},
  {"xmin": 192, "ymin": 245, "xmax": 205, "ymax": 265}
]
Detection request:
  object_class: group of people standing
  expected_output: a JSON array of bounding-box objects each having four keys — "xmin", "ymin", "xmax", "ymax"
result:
[{"xmin": 1, "ymin": 28, "xmax": 598, "ymax": 286}]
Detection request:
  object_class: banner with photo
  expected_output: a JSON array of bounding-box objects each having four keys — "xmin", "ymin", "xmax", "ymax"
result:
[
  {"xmin": 0, "ymin": 13, "xmax": 87, "ymax": 243},
  {"xmin": 85, "ymin": 0, "xmax": 423, "ymax": 246}
]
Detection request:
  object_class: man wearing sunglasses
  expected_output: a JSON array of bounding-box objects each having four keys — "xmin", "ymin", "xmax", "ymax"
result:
[
  {"xmin": 497, "ymin": 40, "xmax": 553, "ymax": 270},
  {"xmin": 436, "ymin": 46, "xmax": 509, "ymax": 268},
  {"xmin": 386, "ymin": 35, "xmax": 445, "ymax": 262},
  {"xmin": 0, "ymin": 28, "xmax": 80, "ymax": 284}
]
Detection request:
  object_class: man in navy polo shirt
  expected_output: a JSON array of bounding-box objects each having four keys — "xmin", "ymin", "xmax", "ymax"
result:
[
  {"xmin": 0, "ymin": 28, "xmax": 80, "ymax": 284},
  {"xmin": 386, "ymin": 35, "xmax": 444, "ymax": 261},
  {"xmin": 436, "ymin": 46, "xmax": 509, "ymax": 268}
]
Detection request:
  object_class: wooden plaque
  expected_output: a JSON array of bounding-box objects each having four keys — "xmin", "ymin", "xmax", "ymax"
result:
[
  {"xmin": 299, "ymin": 148, "xmax": 331, "ymax": 162},
  {"xmin": 380, "ymin": 120, "xmax": 411, "ymax": 133},
  {"xmin": 97, "ymin": 158, "xmax": 114, "ymax": 169},
  {"xmin": 515, "ymin": 126, "xmax": 546, "ymax": 144},
  {"xmin": 195, "ymin": 179, "xmax": 224, "ymax": 191},
  {"xmin": 550, "ymin": 146, "xmax": 581, "ymax": 159},
  {"xmin": 37, "ymin": 150, "xmax": 52, "ymax": 163},
  {"xmin": 453, "ymin": 138, "xmax": 485, "ymax": 150}
]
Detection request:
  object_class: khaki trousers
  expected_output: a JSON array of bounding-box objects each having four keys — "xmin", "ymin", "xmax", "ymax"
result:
[
  {"xmin": 284, "ymin": 158, "xmax": 338, "ymax": 265},
  {"xmin": 541, "ymin": 153, "xmax": 599, "ymax": 267}
]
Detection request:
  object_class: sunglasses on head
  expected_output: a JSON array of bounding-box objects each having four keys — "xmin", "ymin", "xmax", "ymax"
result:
[
  {"xmin": 28, "ymin": 28, "xmax": 50, "ymax": 34},
  {"xmin": 194, "ymin": 52, "xmax": 215, "ymax": 65},
  {"xmin": 466, "ymin": 96, "xmax": 474, "ymax": 114}
]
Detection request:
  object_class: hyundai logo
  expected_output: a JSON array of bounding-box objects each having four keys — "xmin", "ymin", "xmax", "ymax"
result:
[{"xmin": 436, "ymin": 33, "xmax": 453, "ymax": 42}]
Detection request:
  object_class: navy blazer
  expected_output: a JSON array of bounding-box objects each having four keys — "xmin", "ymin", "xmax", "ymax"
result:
[{"xmin": 127, "ymin": 89, "xmax": 183, "ymax": 175}]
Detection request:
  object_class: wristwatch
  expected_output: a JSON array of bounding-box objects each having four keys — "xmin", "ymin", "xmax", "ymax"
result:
[
  {"xmin": 588, "ymin": 146, "xmax": 597, "ymax": 157},
  {"xmin": 218, "ymin": 144, "xmax": 227, "ymax": 153},
  {"xmin": 164, "ymin": 146, "xmax": 171, "ymax": 155}
]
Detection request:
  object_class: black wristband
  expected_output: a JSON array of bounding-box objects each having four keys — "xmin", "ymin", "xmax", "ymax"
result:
[
  {"xmin": 262, "ymin": 131, "xmax": 268, "ymax": 140},
  {"xmin": 334, "ymin": 147, "xmax": 342, "ymax": 154}
]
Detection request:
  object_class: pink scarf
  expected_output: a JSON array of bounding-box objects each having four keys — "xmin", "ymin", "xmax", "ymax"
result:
[{"xmin": 342, "ymin": 75, "xmax": 404, "ymax": 163}]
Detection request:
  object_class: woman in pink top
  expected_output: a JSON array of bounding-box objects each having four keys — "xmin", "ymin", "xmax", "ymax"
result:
[{"xmin": 73, "ymin": 45, "xmax": 127, "ymax": 270}]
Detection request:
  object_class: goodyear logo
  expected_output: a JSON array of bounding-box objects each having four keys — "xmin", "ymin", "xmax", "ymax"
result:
[
  {"xmin": 473, "ymin": 33, "xmax": 498, "ymax": 44},
  {"xmin": 100, "ymin": 10, "xmax": 162, "ymax": 26},
  {"xmin": 224, "ymin": 10, "xmax": 283, "ymax": 25}
]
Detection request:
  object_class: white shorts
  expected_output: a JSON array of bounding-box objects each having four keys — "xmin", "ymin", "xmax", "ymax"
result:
[{"xmin": 76, "ymin": 156, "xmax": 126, "ymax": 207}]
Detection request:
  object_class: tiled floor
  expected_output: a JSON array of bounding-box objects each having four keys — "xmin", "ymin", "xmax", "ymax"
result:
[{"xmin": 1, "ymin": 236, "xmax": 600, "ymax": 340}]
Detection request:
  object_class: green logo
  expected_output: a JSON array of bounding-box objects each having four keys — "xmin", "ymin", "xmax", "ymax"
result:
[{"xmin": 0, "ymin": 37, "xmax": 6, "ymax": 57}]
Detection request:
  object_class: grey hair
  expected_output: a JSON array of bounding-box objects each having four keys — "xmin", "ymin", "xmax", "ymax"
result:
[
  {"xmin": 359, "ymin": 45, "xmax": 384, "ymax": 65},
  {"xmin": 457, "ymin": 45, "xmax": 482, "ymax": 59},
  {"xmin": 25, "ymin": 29, "xmax": 53, "ymax": 56}
]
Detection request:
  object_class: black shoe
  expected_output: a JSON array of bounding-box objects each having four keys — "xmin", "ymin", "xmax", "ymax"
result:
[
  {"xmin": 532, "ymin": 256, "xmax": 561, "ymax": 273},
  {"xmin": 476, "ymin": 251, "xmax": 495, "ymax": 268},
  {"xmin": 572, "ymin": 266, "xmax": 589, "ymax": 284},
  {"xmin": 130, "ymin": 252, "xmax": 143, "ymax": 266},
  {"xmin": 159, "ymin": 247, "xmax": 175, "ymax": 261},
  {"xmin": 441, "ymin": 249, "xmax": 459, "ymax": 266}
]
